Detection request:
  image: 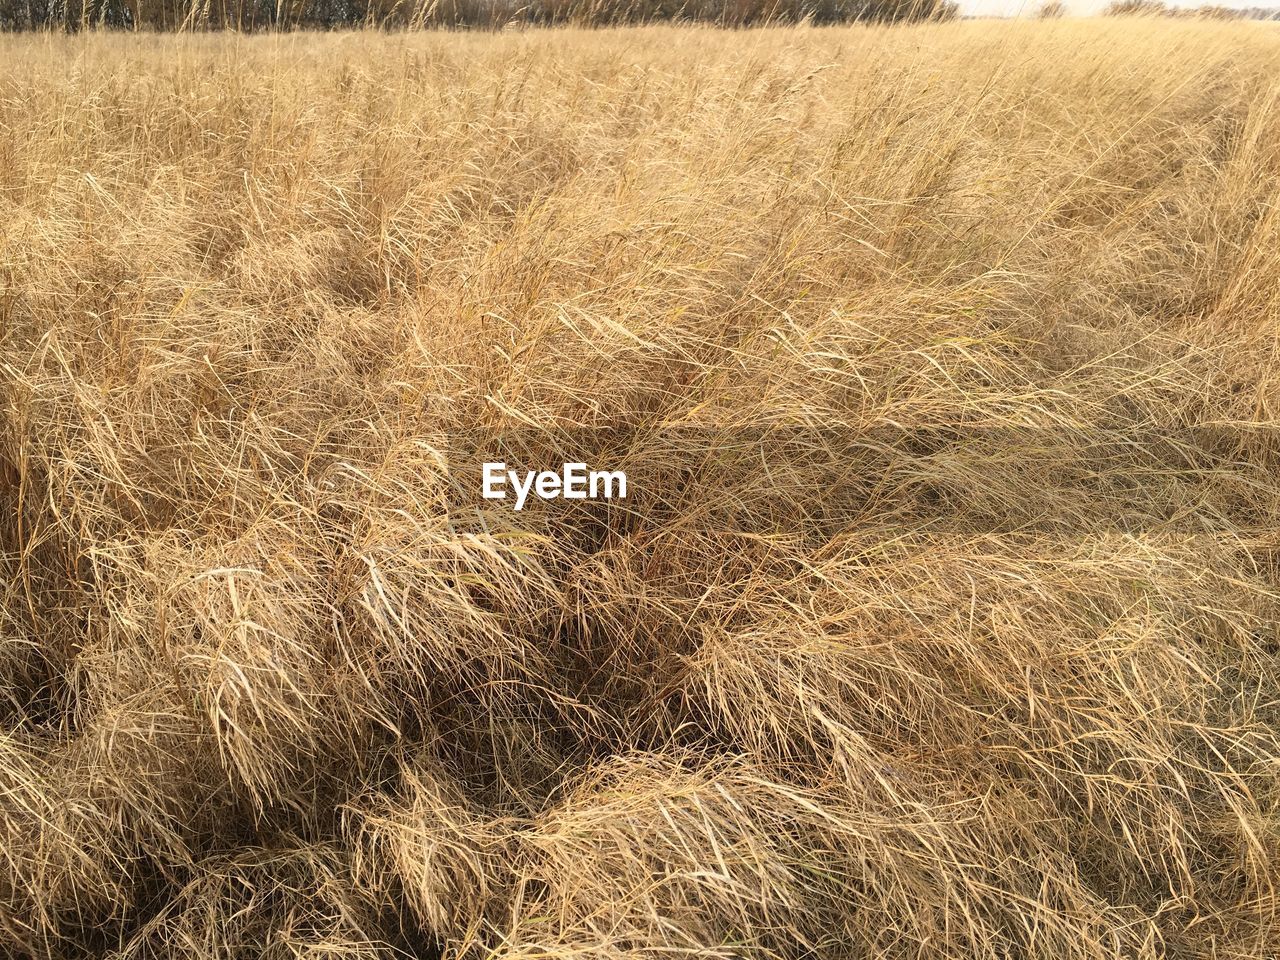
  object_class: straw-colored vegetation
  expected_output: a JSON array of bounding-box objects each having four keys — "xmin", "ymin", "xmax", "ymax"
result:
[{"xmin": 2, "ymin": 19, "xmax": 1280, "ymax": 960}]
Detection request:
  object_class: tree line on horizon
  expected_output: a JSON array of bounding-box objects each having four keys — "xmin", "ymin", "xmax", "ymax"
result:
[
  {"xmin": 1099, "ymin": 0, "xmax": 1280, "ymax": 17},
  {"xmin": 0, "ymin": 0, "xmax": 958, "ymax": 30}
]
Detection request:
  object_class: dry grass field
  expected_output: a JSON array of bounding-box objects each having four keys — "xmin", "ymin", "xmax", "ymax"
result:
[{"xmin": 2, "ymin": 18, "xmax": 1280, "ymax": 960}]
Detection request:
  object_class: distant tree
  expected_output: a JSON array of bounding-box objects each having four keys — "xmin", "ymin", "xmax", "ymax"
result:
[
  {"xmin": 1035, "ymin": 0, "xmax": 1065, "ymax": 16},
  {"xmin": 1195, "ymin": 3, "xmax": 1244, "ymax": 16},
  {"xmin": 1103, "ymin": 0, "xmax": 1167, "ymax": 13}
]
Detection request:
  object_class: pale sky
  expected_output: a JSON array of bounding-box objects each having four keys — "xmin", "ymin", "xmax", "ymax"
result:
[{"xmin": 962, "ymin": 0, "xmax": 1278, "ymax": 15}]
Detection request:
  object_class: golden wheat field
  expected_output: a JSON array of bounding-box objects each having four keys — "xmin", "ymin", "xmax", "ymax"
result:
[{"xmin": 2, "ymin": 18, "xmax": 1280, "ymax": 959}]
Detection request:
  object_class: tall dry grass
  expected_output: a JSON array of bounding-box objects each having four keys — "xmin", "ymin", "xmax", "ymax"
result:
[
  {"xmin": 1, "ymin": 18, "xmax": 1280, "ymax": 960},
  {"xmin": 0, "ymin": 0, "xmax": 954, "ymax": 32}
]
